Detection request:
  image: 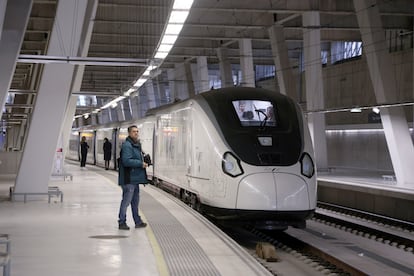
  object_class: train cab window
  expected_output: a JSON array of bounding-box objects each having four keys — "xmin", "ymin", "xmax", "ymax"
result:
[{"xmin": 232, "ymin": 100, "xmax": 276, "ymax": 127}]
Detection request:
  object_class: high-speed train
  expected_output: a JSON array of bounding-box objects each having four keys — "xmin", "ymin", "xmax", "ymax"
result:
[{"xmin": 68, "ymin": 87, "xmax": 317, "ymax": 229}]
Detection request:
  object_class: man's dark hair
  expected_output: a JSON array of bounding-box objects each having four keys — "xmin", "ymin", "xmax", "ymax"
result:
[{"xmin": 128, "ymin": 125, "xmax": 138, "ymax": 133}]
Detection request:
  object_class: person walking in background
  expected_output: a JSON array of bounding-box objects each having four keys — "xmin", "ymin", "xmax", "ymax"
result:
[
  {"xmin": 80, "ymin": 136, "xmax": 89, "ymax": 167},
  {"xmin": 117, "ymin": 125, "xmax": 148, "ymax": 230},
  {"xmin": 103, "ymin": 137, "xmax": 112, "ymax": 170}
]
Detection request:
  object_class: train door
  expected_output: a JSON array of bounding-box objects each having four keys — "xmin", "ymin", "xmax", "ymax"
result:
[{"xmin": 189, "ymin": 110, "xmax": 210, "ymax": 196}]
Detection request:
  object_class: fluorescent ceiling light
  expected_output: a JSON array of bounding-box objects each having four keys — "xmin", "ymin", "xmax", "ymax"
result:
[
  {"xmin": 165, "ymin": 24, "xmax": 183, "ymax": 35},
  {"xmin": 134, "ymin": 79, "xmax": 147, "ymax": 87},
  {"xmin": 161, "ymin": 35, "xmax": 178, "ymax": 44},
  {"xmin": 158, "ymin": 44, "xmax": 173, "ymax": 52},
  {"xmin": 111, "ymin": 102, "xmax": 118, "ymax": 108},
  {"xmin": 155, "ymin": 52, "xmax": 169, "ymax": 59},
  {"xmin": 350, "ymin": 108, "xmax": 362, "ymax": 113},
  {"xmin": 173, "ymin": 0, "xmax": 194, "ymax": 10},
  {"xmin": 372, "ymin": 107, "xmax": 380, "ymax": 114},
  {"xmin": 169, "ymin": 10, "xmax": 189, "ymax": 23}
]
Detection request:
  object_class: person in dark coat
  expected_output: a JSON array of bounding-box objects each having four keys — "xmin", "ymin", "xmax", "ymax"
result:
[
  {"xmin": 103, "ymin": 137, "xmax": 112, "ymax": 170},
  {"xmin": 80, "ymin": 136, "xmax": 89, "ymax": 167},
  {"xmin": 117, "ymin": 125, "xmax": 148, "ymax": 230}
]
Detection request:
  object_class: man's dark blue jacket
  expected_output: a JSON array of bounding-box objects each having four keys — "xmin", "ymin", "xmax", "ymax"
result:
[{"xmin": 118, "ymin": 137, "xmax": 148, "ymax": 185}]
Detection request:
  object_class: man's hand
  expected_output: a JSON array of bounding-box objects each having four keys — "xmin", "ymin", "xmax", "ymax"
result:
[{"xmin": 143, "ymin": 162, "xmax": 148, "ymax": 168}]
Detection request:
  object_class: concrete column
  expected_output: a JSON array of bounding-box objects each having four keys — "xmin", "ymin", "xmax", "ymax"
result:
[
  {"xmin": 129, "ymin": 97, "xmax": 139, "ymax": 119},
  {"xmin": 0, "ymin": 0, "xmax": 8, "ymax": 40},
  {"xmin": 155, "ymin": 75, "xmax": 168, "ymax": 105},
  {"xmin": 268, "ymin": 24, "xmax": 298, "ymax": 101},
  {"xmin": 146, "ymin": 79, "xmax": 157, "ymax": 109},
  {"xmin": 61, "ymin": 0, "xmax": 97, "ymax": 165},
  {"xmin": 0, "ymin": 0, "xmax": 33, "ymax": 119},
  {"xmin": 174, "ymin": 63, "xmax": 191, "ymax": 100},
  {"xmin": 239, "ymin": 39, "xmax": 255, "ymax": 87},
  {"xmin": 15, "ymin": 0, "xmax": 94, "ymax": 195},
  {"xmin": 167, "ymin": 68, "xmax": 176, "ymax": 102},
  {"xmin": 184, "ymin": 61, "xmax": 196, "ymax": 97},
  {"xmin": 354, "ymin": 0, "xmax": 414, "ymax": 186},
  {"xmin": 196, "ymin": 56, "xmax": 210, "ymax": 93},
  {"xmin": 115, "ymin": 102, "xmax": 125, "ymax": 122},
  {"xmin": 302, "ymin": 11, "xmax": 328, "ymax": 170},
  {"xmin": 216, "ymin": 47, "xmax": 233, "ymax": 87}
]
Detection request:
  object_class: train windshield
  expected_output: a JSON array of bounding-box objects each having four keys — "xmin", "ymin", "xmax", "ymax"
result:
[{"xmin": 232, "ymin": 100, "xmax": 276, "ymax": 127}]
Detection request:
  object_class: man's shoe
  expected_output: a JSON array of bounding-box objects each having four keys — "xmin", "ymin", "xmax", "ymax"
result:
[
  {"xmin": 135, "ymin": 222, "xmax": 147, "ymax": 228},
  {"xmin": 118, "ymin": 223, "xmax": 130, "ymax": 230}
]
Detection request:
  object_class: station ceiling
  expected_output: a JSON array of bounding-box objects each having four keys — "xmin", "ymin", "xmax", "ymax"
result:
[{"xmin": 4, "ymin": 0, "xmax": 414, "ymax": 128}]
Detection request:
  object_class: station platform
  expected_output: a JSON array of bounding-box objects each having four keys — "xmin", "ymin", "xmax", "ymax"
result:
[
  {"xmin": 317, "ymin": 168, "xmax": 414, "ymax": 222},
  {"xmin": 0, "ymin": 163, "xmax": 271, "ymax": 276}
]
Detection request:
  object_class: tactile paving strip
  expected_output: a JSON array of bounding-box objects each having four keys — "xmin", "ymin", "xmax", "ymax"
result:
[{"xmin": 141, "ymin": 191, "xmax": 221, "ymax": 276}]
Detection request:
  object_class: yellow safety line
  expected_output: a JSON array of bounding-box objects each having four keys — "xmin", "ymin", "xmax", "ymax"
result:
[{"xmin": 103, "ymin": 173, "xmax": 169, "ymax": 275}]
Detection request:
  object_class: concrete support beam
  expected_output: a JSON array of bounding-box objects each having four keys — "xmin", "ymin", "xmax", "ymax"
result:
[
  {"xmin": 239, "ymin": 39, "xmax": 255, "ymax": 87},
  {"xmin": 196, "ymin": 56, "xmax": 210, "ymax": 93},
  {"xmin": 0, "ymin": 0, "xmax": 33, "ymax": 119},
  {"xmin": 354, "ymin": 0, "xmax": 414, "ymax": 187},
  {"xmin": 146, "ymin": 79, "xmax": 157, "ymax": 109},
  {"xmin": 155, "ymin": 76, "xmax": 167, "ymax": 105},
  {"xmin": 268, "ymin": 24, "xmax": 298, "ymax": 101},
  {"xmin": 216, "ymin": 47, "xmax": 233, "ymax": 88},
  {"xmin": 15, "ymin": 0, "xmax": 95, "ymax": 195},
  {"xmin": 167, "ymin": 69, "xmax": 176, "ymax": 103},
  {"xmin": 184, "ymin": 61, "xmax": 196, "ymax": 97},
  {"xmin": 0, "ymin": 0, "xmax": 7, "ymax": 40},
  {"xmin": 302, "ymin": 11, "xmax": 328, "ymax": 170},
  {"xmin": 174, "ymin": 63, "xmax": 191, "ymax": 100}
]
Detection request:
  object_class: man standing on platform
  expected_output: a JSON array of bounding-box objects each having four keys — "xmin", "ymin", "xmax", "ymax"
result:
[{"xmin": 117, "ymin": 125, "xmax": 148, "ymax": 230}]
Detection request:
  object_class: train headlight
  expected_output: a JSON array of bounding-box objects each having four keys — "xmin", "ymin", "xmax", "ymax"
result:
[
  {"xmin": 222, "ymin": 152, "xmax": 244, "ymax": 177},
  {"xmin": 300, "ymin": 152, "xmax": 315, "ymax": 178}
]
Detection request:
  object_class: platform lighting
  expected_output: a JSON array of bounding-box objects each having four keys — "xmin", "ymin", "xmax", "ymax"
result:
[
  {"xmin": 169, "ymin": 11, "xmax": 190, "ymax": 23},
  {"xmin": 133, "ymin": 78, "xmax": 147, "ymax": 87},
  {"xmin": 154, "ymin": 52, "xmax": 169, "ymax": 59},
  {"xmin": 161, "ymin": 35, "xmax": 178, "ymax": 45},
  {"xmin": 350, "ymin": 108, "xmax": 362, "ymax": 113},
  {"xmin": 84, "ymin": 114, "xmax": 89, "ymax": 119},
  {"xmin": 124, "ymin": 88, "xmax": 136, "ymax": 96},
  {"xmin": 372, "ymin": 107, "xmax": 380, "ymax": 114},
  {"xmin": 93, "ymin": 0, "xmax": 194, "ymax": 119},
  {"xmin": 165, "ymin": 24, "xmax": 184, "ymax": 35},
  {"xmin": 173, "ymin": 0, "xmax": 194, "ymax": 9}
]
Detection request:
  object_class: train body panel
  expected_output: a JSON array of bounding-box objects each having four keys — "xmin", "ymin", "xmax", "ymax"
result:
[{"xmin": 70, "ymin": 87, "xmax": 317, "ymax": 229}]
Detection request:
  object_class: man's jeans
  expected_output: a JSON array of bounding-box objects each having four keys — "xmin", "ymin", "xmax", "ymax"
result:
[{"xmin": 118, "ymin": 184, "xmax": 143, "ymax": 225}]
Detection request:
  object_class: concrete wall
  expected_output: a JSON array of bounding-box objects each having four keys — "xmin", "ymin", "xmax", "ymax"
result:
[
  {"xmin": 256, "ymin": 49, "xmax": 413, "ymax": 173},
  {"xmin": 322, "ymin": 49, "xmax": 413, "ymax": 172},
  {"xmin": 323, "ymin": 50, "xmax": 413, "ymax": 125}
]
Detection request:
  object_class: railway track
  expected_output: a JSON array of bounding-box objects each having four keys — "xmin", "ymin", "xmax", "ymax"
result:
[{"xmin": 219, "ymin": 203, "xmax": 414, "ymax": 275}]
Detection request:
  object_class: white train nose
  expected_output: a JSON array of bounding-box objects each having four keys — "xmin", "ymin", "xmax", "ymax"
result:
[{"xmin": 236, "ymin": 173, "xmax": 311, "ymax": 211}]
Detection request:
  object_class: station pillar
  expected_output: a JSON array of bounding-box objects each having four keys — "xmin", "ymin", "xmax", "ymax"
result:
[
  {"xmin": 196, "ymin": 56, "xmax": 210, "ymax": 93},
  {"xmin": 268, "ymin": 24, "xmax": 298, "ymax": 101},
  {"xmin": 0, "ymin": 0, "xmax": 33, "ymax": 119},
  {"xmin": 216, "ymin": 47, "xmax": 233, "ymax": 88},
  {"xmin": 354, "ymin": 0, "xmax": 414, "ymax": 186},
  {"xmin": 302, "ymin": 11, "xmax": 328, "ymax": 171},
  {"xmin": 239, "ymin": 39, "xmax": 255, "ymax": 87},
  {"xmin": 15, "ymin": 0, "xmax": 96, "ymax": 195}
]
